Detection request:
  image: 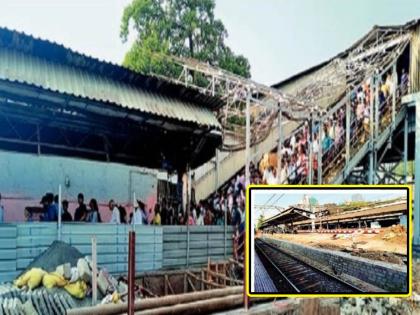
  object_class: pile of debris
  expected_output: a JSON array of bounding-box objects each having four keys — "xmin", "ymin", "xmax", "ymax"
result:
[
  {"xmin": 340, "ymin": 298, "xmax": 415, "ymax": 315},
  {"xmin": 375, "ymin": 225, "xmax": 407, "ymax": 243},
  {"xmin": 0, "ymin": 241, "xmax": 128, "ymax": 315}
]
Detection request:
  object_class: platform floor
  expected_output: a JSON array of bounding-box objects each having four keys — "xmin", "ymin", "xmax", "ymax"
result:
[{"xmin": 254, "ymin": 248, "xmax": 277, "ymax": 292}]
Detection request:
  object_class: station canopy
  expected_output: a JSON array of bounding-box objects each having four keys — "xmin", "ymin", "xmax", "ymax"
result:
[
  {"xmin": 260, "ymin": 206, "xmax": 317, "ymax": 229},
  {"xmin": 0, "ymin": 28, "xmax": 224, "ymax": 170}
]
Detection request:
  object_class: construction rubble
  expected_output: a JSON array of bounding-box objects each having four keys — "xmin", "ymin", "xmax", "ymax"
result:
[{"xmin": 0, "ymin": 241, "xmax": 129, "ymax": 315}]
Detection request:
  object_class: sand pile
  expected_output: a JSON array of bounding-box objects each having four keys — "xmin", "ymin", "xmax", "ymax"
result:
[{"xmin": 374, "ymin": 225, "xmax": 407, "ymax": 244}]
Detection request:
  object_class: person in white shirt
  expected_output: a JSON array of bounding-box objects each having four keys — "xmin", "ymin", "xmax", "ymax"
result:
[
  {"xmin": 290, "ymin": 135, "xmax": 296, "ymax": 151},
  {"xmin": 132, "ymin": 199, "xmax": 143, "ymax": 225},
  {"xmin": 312, "ymin": 133, "xmax": 319, "ymax": 155},
  {"xmin": 263, "ymin": 166, "xmax": 277, "ymax": 185},
  {"xmin": 196, "ymin": 208, "xmax": 205, "ymax": 225},
  {"xmin": 279, "ymin": 160, "xmax": 289, "ymax": 184},
  {"xmin": 108, "ymin": 199, "xmax": 121, "ymax": 224}
]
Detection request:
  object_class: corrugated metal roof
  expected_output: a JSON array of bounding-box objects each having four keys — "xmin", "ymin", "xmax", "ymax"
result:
[
  {"xmin": 0, "ymin": 28, "xmax": 222, "ymax": 129},
  {"xmin": 271, "ymin": 19, "xmax": 419, "ymax": 89}
]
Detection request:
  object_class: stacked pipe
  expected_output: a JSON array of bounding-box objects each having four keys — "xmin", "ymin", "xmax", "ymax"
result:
[{"xmin": 68, "ymin": 286, "xmax": 244, "ymax": 315}]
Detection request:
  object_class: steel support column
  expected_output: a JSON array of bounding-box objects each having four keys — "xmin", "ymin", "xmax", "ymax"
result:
[
  {"xmin": 308, "ymin": 113, "xmax": 314, "ymax": 184},
  {"xmin": 277, "ymin": 105, "xmax": 283, "ymax": 184},
  {"xmin": 245, "ymin": 91, "xmax": 251, "ymax": 187},
  {"xmin": 404, "ymin": 113, "xmax": 408, "ymax": 184},
  {"xmin": 345, "ymin": 96, "xmax": 350, "ymax": 165},
  {"xmin": 392, "ymin": 63, "xmax": 397, "ymax": 129},
  {"xmin": 215, "ymin": 149, "xmax": 220, "ymax": 191},
  {"xmin": 317, "ymin": 117, "xmax": 323, "ymax": 184}
]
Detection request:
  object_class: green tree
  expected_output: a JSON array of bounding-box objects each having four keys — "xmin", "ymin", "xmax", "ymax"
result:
[
  {"xmin": 256, "ymin": 214, "xmax": 265, "ymax": 230},
  {"xmin": 120, "ymin": 0, "xmax": 251, "ymax": 78}
]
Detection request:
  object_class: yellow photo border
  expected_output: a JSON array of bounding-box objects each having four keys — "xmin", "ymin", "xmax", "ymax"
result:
[{"xmin": 245, "ymin": 184, "xmax": 413, "ymax": 298}]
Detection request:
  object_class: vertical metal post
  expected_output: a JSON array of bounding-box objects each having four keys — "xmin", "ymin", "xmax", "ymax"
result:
[
  {"xmin": 392, "ymin": 63, "xmax": 397, "ymax": 129},
  {"xmin": 215, "ymin": 149, "xmax": 220, "ymax": 191},
  {"xmin": 243, "ymin": 226, "xmax": 249, "ymax": 311},
  {"xmin": 345, "ymin": 97, "xmax": 351, "ymax": 164},
  {"xmin": 317, "ymin": 117, "xmax": 323, "ymax": 184},
  {"xmin": 308, "ymin": 114, "xmax": 313, "ymax": 184},
  {"xmin": 57, "ymin": 185, "xmax": 62, "ymax": 241},
  {"xmin": 245, "ymin": 90, "xmax": 251, "ymax": 187},
  {"xmin": 373, "ymin": 74, "xmax": 380, "ymax": 184},
  {"xmin": 224, "ymin": 201, "xmax": 227, "ymax": 259},
  {"xmin": 368, "ymin": 76, "xmax": 375, "ymax": 184},
  {"xmin": 186, "ymin": 167, "xmax": 191, "ymax": 267},
  {"xmin": 368, "ymin": 75, "xmax": 379, "ymax": 184},
  {"xmin": 91, "ymin": 236, "xmax": 97, "ymax": 306},
  {"xmin": 128, "ymin": 231, "xmax": 135, "ymax": 315},
  {"xmin": 404, "ymin": 114, "xmax": 408, "ymax": 184},
  {"xmin": 277, "ymin": 105, "xmax": 283, "ymax": 184}
]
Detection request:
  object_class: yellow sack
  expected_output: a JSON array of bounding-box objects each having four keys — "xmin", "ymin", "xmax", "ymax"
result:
[
  {"xmin": 42, "ymin": 272, "xmax": 68, "ymax": 289},
  {"xmin": 111, "ymin": 291, "xmax": 120, "ymax": 303},
  {"xmin": 15, "ymin": 268, "xmax": 46, "ymax": 289},
  {"xmin": 14, "ymin": 271, "xmax": 31, "ymax": 288},
  {"xmin": 64, "ymin": 280, "xmax": 87, "ymax": 299}
]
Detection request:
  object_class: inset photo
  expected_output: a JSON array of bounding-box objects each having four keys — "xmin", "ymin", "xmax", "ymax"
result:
[{"xmin": 247, "ymin": 185, "xmax": 411, "ymax": 298}]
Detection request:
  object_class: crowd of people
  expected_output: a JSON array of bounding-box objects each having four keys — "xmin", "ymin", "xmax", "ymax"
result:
[
  {"xmin": 259, "ymin": 68, "xmax": 410, "ymax": 185},
  {"xmin": 1, "ymin": 183, "xmax": 249, "ymax": 231}
]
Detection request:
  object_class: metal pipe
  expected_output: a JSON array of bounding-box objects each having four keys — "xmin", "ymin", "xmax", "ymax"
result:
[
  {"xmin": 57, "ymin": 185, "xmax": 62, "ymax": 241},
  {"xmin": 67, "ymin": 287, "xmax": 243, "ymax": 315},
  {"xmin": 345, "ymin": 95, "xmax": 351, "ymax": 165},
  {"xmin": 368, "ymin": 75, "xmax": 375, "ymax": 184},
  {"xmin": 136, "ymin": 294, "xmax": 243, "ymax": 315},
  {"xmin": 186, "ymin": 166, "xmax": 191, "ymax": 268},
  {"xmin": 308, "ymin": 113, "xmax": 313, "ymax": 184},
  {"xmin": 245, "ymin": 91, "xmax": 251, "ymax": 187},
  {"xmin": 277, "ymin": 105, "xmax": 283, "ymax": 184},
  {"xmin": 392, "ymin": 63, "xmax": 397, "ymax": 129},
  {"xmin": 404, "ymin": 113, "xmax": 408, "ymax": 184},
  {"xmin": 317, "ymin": 117, "xmax": 323, "ymax": 184},
  {"xmin": 128, "ymin": 231, "xmax": 136, "ymax": 315},
  {"xmin": 92, "ymin": 236, "xmax": 97, "ymax": 305}
]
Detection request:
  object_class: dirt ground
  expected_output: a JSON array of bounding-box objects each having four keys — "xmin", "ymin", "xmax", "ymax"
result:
[{"xmin": 267, "ymin": 225, "xmax": 407, "ymax": 264}]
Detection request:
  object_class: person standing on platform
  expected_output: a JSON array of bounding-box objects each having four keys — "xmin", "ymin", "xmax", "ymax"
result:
[
  {"xmin": 61, "ymin": 200, "xmax": 73, "ymax": 222},
  {"xmin": 132, "ymin": 200, "xmax": 148, "ymax": 225},
  {"xmin": 74, "ymin": 193, "xmax": 87, "ymax": 222},
  {"xmin": 109, "ymin": 199, "xmax": 121, "ymax": 224},
  {"xmin": 88, "ymin": 198, "xmax": 102, "ymax": 223}
]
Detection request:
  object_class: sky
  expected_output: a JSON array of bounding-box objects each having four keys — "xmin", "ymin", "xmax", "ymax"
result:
[
  {"xmin": 0, "ymin": 0, "xmax": 418, "ymax": 85},
  {"xmin": 251, "ymin": 189, "xmax": 407, "ymax": 221}
]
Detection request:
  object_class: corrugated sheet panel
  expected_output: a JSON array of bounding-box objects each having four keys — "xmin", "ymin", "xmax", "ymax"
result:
[
  {"xmin": 162, "ymin": 225, "xmax": 234, "ymax": 269},
  {"xmin": 0, "ymin": 223, "xmax": 234, "ymax": 282},
  {"xmin": 0, "ymin": 48, "xmax": 221, "ymax": 129}
]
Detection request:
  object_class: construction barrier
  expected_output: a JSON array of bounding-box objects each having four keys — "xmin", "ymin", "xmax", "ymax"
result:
[
  {"xmin": 297, "ymin": 228, "xmax": 380, "ymax": 234},
  {"xmin": 0, "ymin": 223, "xmax": 234, "ymax": 283}
]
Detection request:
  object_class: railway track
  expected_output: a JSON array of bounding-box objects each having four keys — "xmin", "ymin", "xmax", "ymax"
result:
[{"xmin": 255, "ymin": 239, "xmax": 363, "ymax": 293}]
